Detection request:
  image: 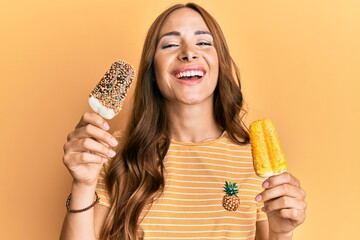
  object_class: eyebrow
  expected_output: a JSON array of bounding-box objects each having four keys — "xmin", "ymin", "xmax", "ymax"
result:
[
  {"xmin": 159, "ymin": 30, "xmax": 212, "ymax": 40},
  {"xmin": 195, "ymin": 30, "xmax": 212, "ymax": 36}
]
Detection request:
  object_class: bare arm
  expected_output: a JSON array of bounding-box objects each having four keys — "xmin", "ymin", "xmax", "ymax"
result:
[
  {"xmin": 60, "ymin": 184, "xmax": 110, "ymax": 239},
  {"xmin": 60, "ymin": 112, "xmax": 117, "ymax": 239},
  {"xmin": 256, "ymin": 220, "xmax": 293, "ymax": 240},
  {"xmin": 255, "ymin": 220, "xmax": 269, "ymax": 240}
]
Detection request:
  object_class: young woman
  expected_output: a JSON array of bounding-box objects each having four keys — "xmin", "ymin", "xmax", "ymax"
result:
[{"xmin": 61, "ymin": 3, "xmax": 306, "ymax": 240}]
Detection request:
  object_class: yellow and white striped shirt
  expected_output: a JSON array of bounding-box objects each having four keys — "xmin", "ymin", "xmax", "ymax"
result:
[{"xmin": 96, "ymin": 132, "xmax": 267, "ymax": 239}]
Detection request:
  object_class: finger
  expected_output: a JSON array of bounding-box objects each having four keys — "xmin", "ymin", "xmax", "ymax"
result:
[
  {"xmin": 262, "ymin": 196, "xmax": 307, "ymax": 213},
  {"xmin": 65, "ymin": 138, "xmax": 116, "ymax": 158},
  {"xmin": 76, "ymin": 112, "xmax": 110, "ymax": 131},
  {"xmin": 276, "ymin": 208, "xmax": 306, "ymax": 225},
  {"xmin": 263, "ymin": 172, "xmax": 300, "ymax": 189},
  {"xmin": 63, "ymin": 152, "xmax": 108, "ymax": 167},
  {"xmin": 256, "ymin": 184, "xmax": 306, "ymax": 203},
  {"xmin": 67, "ymin": 124, "xmax": 118, "ymax": 147}
]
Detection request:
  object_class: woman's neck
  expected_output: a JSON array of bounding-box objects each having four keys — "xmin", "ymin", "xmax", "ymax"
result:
[{"xmin": 166, "ymin": 102, "xmax": 222, "ymax": 143}]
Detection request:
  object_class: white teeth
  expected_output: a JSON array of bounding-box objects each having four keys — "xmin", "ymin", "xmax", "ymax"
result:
[{"xmin": 175, "ymin": 70, "xmax": 204, "ymax": 78}]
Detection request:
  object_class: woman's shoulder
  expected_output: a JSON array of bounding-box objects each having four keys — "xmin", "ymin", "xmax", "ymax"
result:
[
  {"xmin": 222, "ymin": 131, "xmax": 251, "ymax": 147},
  {"xmin": 112, "ymin": 130, "xmax": 124, "ymax": 140},
  {"xmin": 111, "ymin": 130, "xmax": 126, "ymax": 151},
  {"xmin": 103, "ymin": 130, "xmax": 126, "ymax": 171}
]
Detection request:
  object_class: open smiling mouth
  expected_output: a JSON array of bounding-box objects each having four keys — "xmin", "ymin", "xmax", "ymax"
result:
[{"xmin": 175, "ymin": 70, "xmax": 205, "ymax": 80}]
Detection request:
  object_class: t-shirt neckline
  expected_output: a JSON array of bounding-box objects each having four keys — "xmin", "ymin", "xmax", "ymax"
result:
[{"xmin": 170, "ymin": 131, "xmax": 227, "ymax": 146}]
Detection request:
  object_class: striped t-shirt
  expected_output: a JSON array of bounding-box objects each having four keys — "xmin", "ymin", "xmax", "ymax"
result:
[{"xmin": 96, "ymin": 132, "xmax": 267, "ymax": 239}]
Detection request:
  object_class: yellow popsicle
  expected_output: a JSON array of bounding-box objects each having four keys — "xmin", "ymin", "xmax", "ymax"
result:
[{"xmin": 250, "ymin": 119, "xmax": 287, "ymax": 178}]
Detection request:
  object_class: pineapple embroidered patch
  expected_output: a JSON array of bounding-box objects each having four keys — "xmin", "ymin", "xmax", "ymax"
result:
[{"xmin": 222, "ymin": 181, "xmax": 240, "ymax": 211}]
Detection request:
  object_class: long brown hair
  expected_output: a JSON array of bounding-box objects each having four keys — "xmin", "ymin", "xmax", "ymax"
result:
[{"xmin": 100, "ymin": 3, "xmax": 249, "ymax": 239}]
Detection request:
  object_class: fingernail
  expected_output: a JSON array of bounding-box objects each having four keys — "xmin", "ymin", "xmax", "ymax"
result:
[
  {"xmin": 110, "ymin": 138, "xmax": 118, "ymax": 147},
  {"xmin": 261, "ymin": 206, "xmax": 266, "ymax": 212},
  {"xmin": 108, "ymin": 149, "xmax": 116, "ymax": 157},
  {"xmin": 262, "ymin": 181, "xmax": 270, "ymax": 188},
  {"xmin": 103, "ymin": 122, "xmax": 110, "ymax": 130},
  {"xmin": 255, "ymin": 194, "xmax": 262, "ymax": 202}
]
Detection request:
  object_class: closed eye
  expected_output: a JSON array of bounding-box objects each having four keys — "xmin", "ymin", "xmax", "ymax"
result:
[
  {"xmin": 162, "ymin": 43, "xmax": 180, "ymax": 49},
  {"xmin": 197, "ymin": 41, "xmax": 212, "ymax": 46}
]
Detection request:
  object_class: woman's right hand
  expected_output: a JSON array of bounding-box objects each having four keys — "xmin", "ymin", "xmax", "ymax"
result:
[{"xmin": 63, "ymin": 112, "xmax": 118, "ymax": 187}]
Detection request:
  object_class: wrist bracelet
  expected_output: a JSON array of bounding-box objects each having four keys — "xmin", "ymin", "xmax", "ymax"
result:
[{"xmin": 66, "ymin": 192, "xmax": 100, "ymax": 213}]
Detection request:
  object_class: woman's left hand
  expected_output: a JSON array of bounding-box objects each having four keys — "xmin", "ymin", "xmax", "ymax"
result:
[{"xmin": 255, "ymin": 172, "xmax": 307, "ymax": 237}]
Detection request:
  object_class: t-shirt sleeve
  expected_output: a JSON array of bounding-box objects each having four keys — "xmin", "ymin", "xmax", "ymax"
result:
[
  {"xmin": 96, "ymin": 162, "xmax": 111, "ymax": 208},
  {"xmin": 256, "ymin": 201, "xmax": 267, "ymax": 222},
  {"xmin": 253, "ymin": 174, "xmax": 267, "ymax": 222}
]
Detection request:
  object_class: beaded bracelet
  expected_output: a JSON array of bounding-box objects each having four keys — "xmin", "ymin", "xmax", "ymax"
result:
[{"xmin": 66, "ymin": 192, "xmax": 100, "ymax": 213}]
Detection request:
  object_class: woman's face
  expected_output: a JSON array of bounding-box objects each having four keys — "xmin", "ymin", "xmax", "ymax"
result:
[{"xmin": 154, "ymin": 8, "xmax": 219, "ymax": 106}]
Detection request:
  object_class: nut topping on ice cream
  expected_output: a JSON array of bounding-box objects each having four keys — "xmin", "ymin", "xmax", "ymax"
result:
[{"xmin": 88, "ymin": 60, "xmax": 135, "ymax": 119}]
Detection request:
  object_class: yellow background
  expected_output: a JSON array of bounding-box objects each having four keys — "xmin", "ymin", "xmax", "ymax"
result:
[{"xmin": 1, "ymin": 0, "xmax": 359, "ymax": 239}]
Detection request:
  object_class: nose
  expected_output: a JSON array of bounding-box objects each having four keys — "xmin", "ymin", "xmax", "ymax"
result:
[{"xmin": 178, "ymin": 44, "xmax": 199, "ymax": 62}]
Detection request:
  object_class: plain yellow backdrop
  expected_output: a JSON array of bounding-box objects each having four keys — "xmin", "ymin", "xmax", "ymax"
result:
[{"xmin": 1, "ymin": 0, "xmax": 359, "ymax": 239}]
